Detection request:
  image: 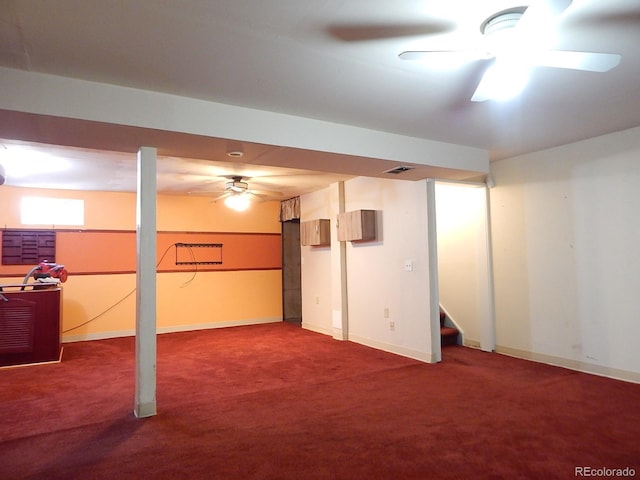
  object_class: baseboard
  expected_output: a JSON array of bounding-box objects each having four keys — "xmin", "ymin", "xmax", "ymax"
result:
[
  {"xmin": 463, "ymin": 338, "xmax": 481, "ymax": 349},
  {"xmin": 302, "ymin": 325, "xmax": 436, "ymax": 362},
  {"xmin": 0, "ymin": 347, "xmax": 65, "ymax": 370},
  {"xmin": 134, "ymin": 401, "xmax": 157, "ymax": 418},
  {"xmin": 348, "ymin": 334, "xmax": 436, "ymax": 363},
  {"xmin": 156, "ymin": 317, "xmax": 282, "ymax": 335},
  {"xmin": 301, "ymin": 321, "xmax": 334, "ymax": 337},
  {"xmin": 62, "ymin": 317, "xmax": 282, "ymax": 343},
  {"xmin": 331, "ymin": 327, "xmax": 348, "ymax": 341},
  {"xmin": 63, "ymin": 329, "xmax": 135, "ymax": 343},
  {"xmin": 495, "ymin": 345, "xmax": 640, "ymax": 384}
]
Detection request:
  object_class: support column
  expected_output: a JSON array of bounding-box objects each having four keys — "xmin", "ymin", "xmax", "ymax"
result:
[
  {"xmin": 426, "ymin": 179, "xmax": 442, "ymax": 363},
  {"xmin": 480, "ymin": 185, "xmax": 496, "ymax": 352},
  {"xmin": 331, "ymin": 181, "xmax": 349, "ymax": 340},
  {"xmin": 134, "ymin": 146, "xmax": 157, "ymax": 418}
]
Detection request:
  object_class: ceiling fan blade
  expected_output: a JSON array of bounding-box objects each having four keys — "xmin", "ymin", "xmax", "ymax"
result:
[
  {"xmin": 565, "ymin": 10, "xmax": 640, "ymax": 30},
  {"xmin": 249, "ymin": 188, "xmax": 284, "ymax": 197},
  {"xmin": 527, "ymin": 50, "xmax": 621, "ymax": 72},
  {"xmin": 528, "ymin": 0, "xmax": 572, "ymax": 19},
  {"xmin": 329, "ymin": 21, "xmax": 453, "ymax": 42},
  {"xmin": 208, "ymin": 192, "xmax": 231, "ymax": 203},
  {"xmin": 399, "ymin": 50, "xmax": 491, "ymax": 65},
  {"xmin": 516, "ymin": 0, "xmax": 573, "ymax": 35},
  {"xmin": 470, "ymin": 70, "xmax": 495, "ymax": 103}
]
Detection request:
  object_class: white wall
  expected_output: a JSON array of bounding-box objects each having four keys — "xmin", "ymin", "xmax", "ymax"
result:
[
  {"xmin": 344, "ymin": 177, "xmax": 433, "ymax": 360},
  {"xmin": 490, "ymin": 126, "xmax": 640, "ymax": 382},
  {"xmin": 300, "ymin": 188, "xmax": 333, "ymax": 335},
  {"xmin": 300, "ymin": 177, "xmax": 435, "ymax": 361}
]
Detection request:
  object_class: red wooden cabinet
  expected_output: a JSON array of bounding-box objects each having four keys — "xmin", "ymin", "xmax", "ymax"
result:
[{"xmin": 0, "ymin": 287, "xmax": 61, "ymax": 367}]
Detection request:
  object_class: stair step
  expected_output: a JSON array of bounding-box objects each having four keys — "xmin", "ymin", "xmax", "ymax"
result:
[
  {"xmin": 441, "ymin": 326, "xmax": 458, "ymax": 337},
  {"xmin": 441, "ymin": 326, "xmax": 459, "ymax": 346},
  {"xmin": 440, "ymin": 308, "xmax": 459, "ymax": 346}
]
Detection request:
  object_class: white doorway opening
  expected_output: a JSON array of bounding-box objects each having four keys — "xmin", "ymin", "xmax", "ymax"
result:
[{"xmin": 434, "ymin": 180, "xmax": 495, "ymax": 353}]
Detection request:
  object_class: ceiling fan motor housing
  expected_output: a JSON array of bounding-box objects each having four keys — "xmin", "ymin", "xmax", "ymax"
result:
[
  {"xmin": 226, "ymin": 176, "xmax": 249, "ymax": 193},
  {"xmin": 480, "ymin": 6, "xmax": 527, "ymax": 35}
]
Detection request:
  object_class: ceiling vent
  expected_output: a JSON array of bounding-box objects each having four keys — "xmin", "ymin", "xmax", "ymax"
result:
[{"xmin": 383, "ymin": 165, "xmax": 415, "ymax": 175}]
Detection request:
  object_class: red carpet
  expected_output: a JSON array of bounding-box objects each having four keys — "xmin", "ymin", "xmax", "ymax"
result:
[{"xmin": 0, "ymin": 322, "xmax": 638, "ymax": 479}]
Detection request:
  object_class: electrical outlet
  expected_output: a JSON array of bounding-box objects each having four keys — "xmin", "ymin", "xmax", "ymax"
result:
[{"xmin": 389, "ymin": 320, "xmax": 395, "ymax": 331}]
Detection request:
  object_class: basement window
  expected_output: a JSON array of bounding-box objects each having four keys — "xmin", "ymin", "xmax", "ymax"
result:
[{"xmin": 20, "ymin": 197, "xmax": 85, "ymax": 226}]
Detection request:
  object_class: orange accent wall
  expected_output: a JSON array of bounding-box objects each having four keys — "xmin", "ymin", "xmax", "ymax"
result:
[
  {"xmin": 55, "ymin": 230, "xmax": 280, "ymax": 274},
  {"xmin": 1, "ymin": 230, "xmax": 281, "ymax": 276},
  {"xmin": 0, "ymin": 185, "xmax": 282, "ymax": 232},
  {"xmin": 0, "ymin": 185, "xmax": 284, "ymax": 340}
]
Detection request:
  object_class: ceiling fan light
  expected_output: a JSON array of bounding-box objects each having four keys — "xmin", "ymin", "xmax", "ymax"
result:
[
  {"xmin": 472, "ymin": 59, "xmax": 530, "ymax": 102},
  {"xmin": 224, "ymin": 193, "xmax": 250, "ymax": 211},
  {"xmin": 0, "ymin": 148, "xmax": 72, "ymax": 178}
]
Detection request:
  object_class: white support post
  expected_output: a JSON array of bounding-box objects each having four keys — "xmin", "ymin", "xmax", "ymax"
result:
[
  {"xmin": 331, "ymin": 181, "xmax": 349, "ymax": 340},
  {"xmin": 480, "ymin": 185, "xmax": 496, "ymax": 352},
  {"xmin": 426, "ymin": 179, "xmax": 442, "ymax": 363},
  {"xmin": 134, "ymin": 146, "xmax": 157, "ymax": 418}
]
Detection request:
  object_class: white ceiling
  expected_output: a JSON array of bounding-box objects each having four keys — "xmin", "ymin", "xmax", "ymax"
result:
[
  {"xmin": 0, "ymin": 138, "xmax": 355, "ymax": 200},
  {"xmin": 1, "ymin": 0, "xmax": 639, "ymax": 196}
]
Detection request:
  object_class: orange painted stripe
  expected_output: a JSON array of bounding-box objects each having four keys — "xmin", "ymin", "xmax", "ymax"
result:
[{"xmin": 1, "ymin": 230, "xmax": 282, "ymax": 276}]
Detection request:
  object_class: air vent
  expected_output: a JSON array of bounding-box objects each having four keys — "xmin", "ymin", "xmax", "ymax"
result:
[{"xmin": 383, "ymin": 165, "xmax": 415, "ymax": 175}]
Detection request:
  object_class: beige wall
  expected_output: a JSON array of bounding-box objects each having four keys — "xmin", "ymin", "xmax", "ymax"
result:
[
  {"xmin": 300, "ymin": 125, "xmax": 640, "ymax": 382},
  {"xmin": 489, "ymin": 126, "xmax": 640, "ymax": 381}
]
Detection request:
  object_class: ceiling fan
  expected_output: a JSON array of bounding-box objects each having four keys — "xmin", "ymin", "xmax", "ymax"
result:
[
  {"xmin": 398, "ymin": 0, "xmax": 621, "ymax": 102},
  {"xmin": 208, "ymin": 176, "xmax": 283, "ymax": 211}
]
